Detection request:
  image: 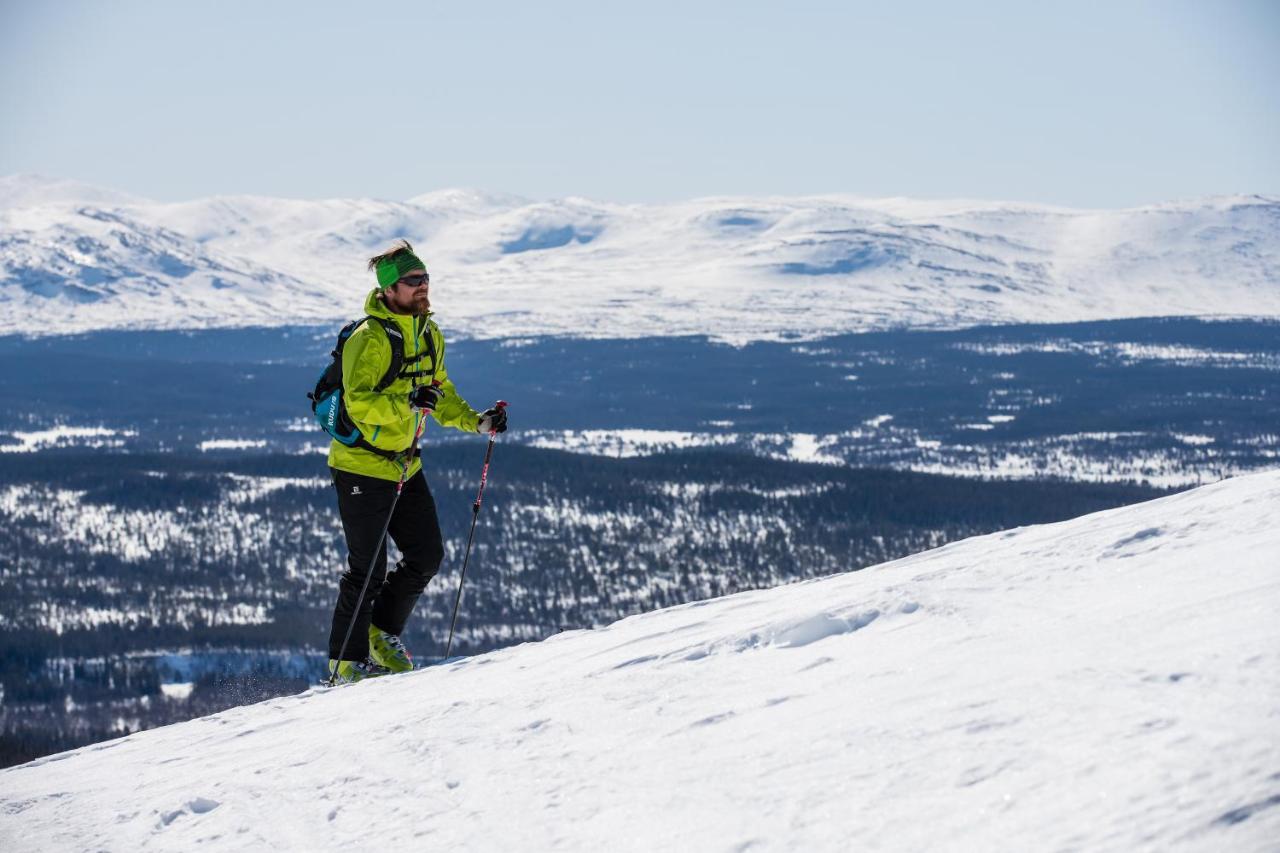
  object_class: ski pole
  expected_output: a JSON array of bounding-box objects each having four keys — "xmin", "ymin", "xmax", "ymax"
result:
[
  {"xmin": 444, "ymin": 401, "xmax": 507, "ymax": 661},
  {"xmin": 328, "ymin": 382, "xmax": 439, "ymax": 686}
]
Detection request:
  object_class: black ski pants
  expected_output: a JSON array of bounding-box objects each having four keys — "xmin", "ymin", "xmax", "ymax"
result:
[{"xmin": 328, "ymin": 466, "xmax": 445, "ymax": 661}]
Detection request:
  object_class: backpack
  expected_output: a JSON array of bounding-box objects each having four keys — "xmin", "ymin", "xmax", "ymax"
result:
[{"xmin": 307, "ymin": 315, "xmax": 438, "ymax": 460}]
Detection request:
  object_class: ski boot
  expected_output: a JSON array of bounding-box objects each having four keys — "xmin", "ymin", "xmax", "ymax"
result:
[
  {"xmin": 328, "ymin": 657, "xmax": 391, "ymax": 684},
  {"xmin": 368, "ymin": 625, "xmax": 415, "ymax": 673}
]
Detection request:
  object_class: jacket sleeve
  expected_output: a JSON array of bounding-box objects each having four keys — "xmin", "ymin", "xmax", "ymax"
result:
[
  {"xmin": 342, "ymin": 323, "xmax": 408, "ymax": 426},
  {"xmin": 428, "ymin": 327, "xmax": 482, "ymax": 433}
]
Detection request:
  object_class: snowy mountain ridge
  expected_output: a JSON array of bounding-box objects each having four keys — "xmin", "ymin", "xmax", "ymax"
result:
[
  {"xmin": 2, "ymin": 175, "xmax": 1277, "ymax": 341},
  {"xmin": 3, "ymin": 468, "xmax": 1277, "ymax": 851}
]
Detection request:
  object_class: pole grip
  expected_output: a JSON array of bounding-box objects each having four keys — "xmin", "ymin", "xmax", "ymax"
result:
[
  {"xmin": 417, "ymin": 379, "xmax": 445, "ymax": 415},
  {"xmin": 484, "ymin": 400, "xmax": 508, "ymax": 436}
]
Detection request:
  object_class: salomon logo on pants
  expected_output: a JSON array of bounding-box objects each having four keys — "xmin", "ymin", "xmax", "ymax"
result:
[{"xmin": 328, "ymin": 467, "xmax": 446, "ymax": 661}]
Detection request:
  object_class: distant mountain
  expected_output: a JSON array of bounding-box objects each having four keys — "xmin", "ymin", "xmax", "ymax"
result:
[
  {"xmin": 1, "ymin": 174, "xmax": 1277, "ymax": 340},
  {"xmin": 0, "ymin": 174, "xmax": 146, "ymax": 210},
  {"xmin": 4, "ymin": 468, "xmax": 1276, "ymax": 850}
]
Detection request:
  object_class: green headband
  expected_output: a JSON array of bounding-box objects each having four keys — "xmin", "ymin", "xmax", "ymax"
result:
[{"xmin": 375, "ymin": 251, "xmax": 427, "ymax": 288}]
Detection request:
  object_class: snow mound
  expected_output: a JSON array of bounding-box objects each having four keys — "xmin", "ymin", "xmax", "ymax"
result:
[{"xmin": 2, "ymin": 470, "xmax": 1279, "ymax": 851}]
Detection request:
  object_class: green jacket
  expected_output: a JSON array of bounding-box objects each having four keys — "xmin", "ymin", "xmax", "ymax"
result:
[{"xmin": 328, "ymin": 289, "xmax": 481, "ymax": 481}]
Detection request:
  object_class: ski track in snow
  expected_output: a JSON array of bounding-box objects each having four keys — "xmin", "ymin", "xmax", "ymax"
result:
[{"xmin": 2, "ymin": 470, "xmax": 1278, "ymax": 851}]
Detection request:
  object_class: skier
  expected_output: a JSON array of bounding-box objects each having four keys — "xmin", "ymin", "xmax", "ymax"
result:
[{"xmin": 326, "ymin": 240, "xmax": 507, "ymax": 683}]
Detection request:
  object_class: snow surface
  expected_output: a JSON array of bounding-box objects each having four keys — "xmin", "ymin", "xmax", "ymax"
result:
[
  {"xmin": 3, "ymin": 470, "xmax": 1278, "ymax": 851},
  {"xmin": 2, "ymin": 175, "xmax": 1277, "ymax": 341},
  {"xmin": 512, "ymin": 426, "xmax": 1260, "ymax": 488},
  {"xmin": 0, "ymin": 425, "xmax": 136, "ymax": 453}
]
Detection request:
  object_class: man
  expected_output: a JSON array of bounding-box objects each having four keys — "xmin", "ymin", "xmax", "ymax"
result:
[{"xmin": 327, "ymin": 240, "xmax": 507, "ymax": 683}]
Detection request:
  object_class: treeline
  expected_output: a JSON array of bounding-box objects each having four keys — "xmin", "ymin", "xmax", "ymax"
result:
[{"xmin": 1, "ymin": 667, "xmax": 312, "ymax": 767}]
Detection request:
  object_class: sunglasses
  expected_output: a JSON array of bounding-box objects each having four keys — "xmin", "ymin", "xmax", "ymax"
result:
[{"xmin": 398, "ymin": 273, "xmax": 430, "ymax": 289}]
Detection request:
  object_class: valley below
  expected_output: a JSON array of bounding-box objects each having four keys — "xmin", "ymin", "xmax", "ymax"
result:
[{"xmin": 1, "ymin": 315, "xmax": 1276, "ymax": 765}]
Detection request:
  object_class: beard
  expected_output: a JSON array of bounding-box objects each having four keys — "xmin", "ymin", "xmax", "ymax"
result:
[{"xmin": 384, "ymin": 287, "xmax": 431, "ymax": 315}]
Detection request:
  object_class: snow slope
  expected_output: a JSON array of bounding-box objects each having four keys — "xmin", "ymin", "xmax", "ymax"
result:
[
  {"xmin": 2, "ymin": 175, "xmax": 1277, "ymax": 341},
  {"xmin": 3, "ymin": 470, "xmax": 1278, "ymax": 851}
]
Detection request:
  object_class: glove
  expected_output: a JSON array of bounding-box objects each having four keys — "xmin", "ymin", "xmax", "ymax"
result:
[
  {"xmin": 408, "ymin": 384, "xmax": 444, "ymax": 412},
  {"xmin": 477, "ymin": 405, "xmax": 507, "ymax": 434}
]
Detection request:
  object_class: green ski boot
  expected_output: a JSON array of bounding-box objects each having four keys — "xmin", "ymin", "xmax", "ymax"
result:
[
  {"xmin": 368, "ymin": 625, "xmax": 415, "ymax": 673},
  {"xmin": 328, "ymin": 657, "xmax": 391, "ymax": 684}
]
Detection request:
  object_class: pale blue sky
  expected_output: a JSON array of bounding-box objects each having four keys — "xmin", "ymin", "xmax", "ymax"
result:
[{"xmin": 2, "ymin": 0, "xmax": 1276, "ymax": 206}]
